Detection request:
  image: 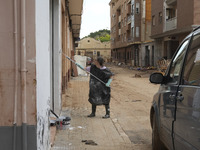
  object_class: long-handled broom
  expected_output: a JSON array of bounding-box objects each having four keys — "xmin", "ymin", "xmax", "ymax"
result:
[{"xmin": 62, "ymin": 52, "xmax": 112, "ymax": 86}]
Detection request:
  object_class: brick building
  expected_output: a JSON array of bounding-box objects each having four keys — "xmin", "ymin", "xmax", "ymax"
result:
[
  {"xmin": 151, "ymin": 0, "xmax": 200, "ymax": 62},
  {"xmin": 110, "ymin": 0, "xmax": 153, "ymax": 67}
]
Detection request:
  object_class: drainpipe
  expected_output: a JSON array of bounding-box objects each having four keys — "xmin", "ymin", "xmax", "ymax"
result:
[
  {"xmin": 21, "ymin": 0, "xmax": 28, "ymax": 149},
  {"xmin": 125, "ymin": 47, "xmax": 127, "ymax": 64},
  {"xmin": 13, "ymin": 0, "xmax": 19, "ymax": 149}
]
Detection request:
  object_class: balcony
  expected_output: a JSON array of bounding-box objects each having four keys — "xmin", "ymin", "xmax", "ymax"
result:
[
  {"xmin": 118, "ymin": 15, "xmax": 121, "ymax": 22},
  {"xmin": 126, "ymin": 24, "xmax": 131, "ymax": 31},
  {"xmin": 165, "ymin": 17, "xmax": 177, "ymax": 31},
  {"xmin": 127, "ymin": 15, "xmax": 131, "ymax": 24},
  {"xmin": 127, "ymin": 0, "xmax": 131, "ymax": 4},
  {"xmin": 127, "ymin": 37, "xmax": 133, "ymax": 43},
  {"xmin": 166, "ymin": 0, "xmax": 177, "ymax": 6},
  {"xmin": 127, "ymin": 4, "xmax": 131, "ymax": 15},
  {"xmin": 118, "ymin": 29, "xmax": 121, "ymax": 35},
  {"xmin": 68, "ymin": 0, "xmax": 84, "ymax": 38}
]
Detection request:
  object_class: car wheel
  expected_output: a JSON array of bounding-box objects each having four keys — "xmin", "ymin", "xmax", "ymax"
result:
[{"xmin": 152, "ymin": 114, "xmax": 167, "ymax": 150}]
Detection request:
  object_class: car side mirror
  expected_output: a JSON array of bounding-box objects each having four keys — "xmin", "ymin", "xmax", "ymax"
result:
[{"xmin": 149, "ymin": 72, "xmax": 164, "ymax": 84}]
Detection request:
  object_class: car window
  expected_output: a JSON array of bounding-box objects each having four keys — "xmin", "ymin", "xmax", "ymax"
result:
[
  {"xmin": 182, "ymin": 33, "xmax": 200, "ymax": 86},
  {"xmin": 169, "ymin": 40, "xmax": 189, "ymax": 84}
]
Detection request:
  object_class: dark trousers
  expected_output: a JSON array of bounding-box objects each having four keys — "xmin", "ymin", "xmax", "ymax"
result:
[{"xmin": 92, "ymin": 104, "xmax": 110, "ymax": 115}]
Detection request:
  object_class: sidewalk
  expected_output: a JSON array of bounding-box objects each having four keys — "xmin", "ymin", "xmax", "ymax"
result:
[{"xmin": 51, "ymin": 76, "xmax": 135, "ymax": 150}]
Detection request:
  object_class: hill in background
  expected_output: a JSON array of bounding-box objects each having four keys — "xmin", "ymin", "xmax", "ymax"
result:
[{"xmin": 82, "ymin": 29, "xmax": 110, "ymax": 42}]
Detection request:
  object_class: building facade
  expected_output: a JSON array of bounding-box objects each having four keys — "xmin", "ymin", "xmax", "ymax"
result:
[
  {"xmin": 0, "ymin": 0, "xmax": 83, "ymax": 149},
  {"xmin": 76, "ymin": 37, "xmax": 111, "ymax": 62},
  {"xmin": 110, "ymin": 0, "xmax": 153, "ymax": 67},
  {"xmin": 151, "ymin": 0, "xmax": 200, "ymax": 62}
]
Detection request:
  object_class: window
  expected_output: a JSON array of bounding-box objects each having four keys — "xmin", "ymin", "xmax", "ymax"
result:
[
  {"xmin": 169, "ymin": 40, "xmax": 189, "ymax": 84},
  {"xmin": 111, "ymin": 2, "xmax": 115, "ymax": 8},
  {"xmin": 182, "ymin": 34, "xmax": 200, "ymax": 86},
  {"xmin": 159, "ymin": 12, "xmax": 162, "ymax": 23},
  {"xmin": 97, "ymin": 51, "xmax": 100, "ymax": 57},
  {"xmin": 124, "ymin": 33, "xmax": 126, "ymax": 41},
  {"xmin": 124, "ymin": 17, "xmax": 126, "ymax": 26},
  {"xmin": 118, "ymin": 22, "xmax": 121, "ymax": 29},
  {"xmin": 166, "ymin": 8, "xmax": 176, "ymax": 20},
  {"xmin": 132, "ymin": 27, "xmax": 134, "ymax": 37},
  {"xmin": 127, "ymin": 52, "xmax": 130, "ymax": 60},
  {"xmin": 136, "ymin": 3, "xmax": 140, "ymax": 14},
  {"xmin": 136, "ymin": 27, "xmax": 139, "ymax": 37},
  {"xmin": 132, "ymin": 4, "xmax": 134, "ymax": 14},
  {"xmin": 152, "ymin": 15, "xmax": 155, "ymax": 26},
  {"xmin": 118, "ymin": 35, "xmax": 121, "ymax": 41},
  {"xmin": 124, "ymin": 2, "xmax": 126, "ymax": 10}
]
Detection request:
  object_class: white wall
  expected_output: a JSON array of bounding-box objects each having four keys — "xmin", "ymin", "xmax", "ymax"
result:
[
  {"xmin": 53, "ymin": 0, "xmax": 62, "ymax": 115},
  {"xmin": 36, "ymin": 0, "xmax": 51, "ymax": 149},
  {"xmin": 74, "ymin": 55, "xmax": 87, "ymax": 76}
]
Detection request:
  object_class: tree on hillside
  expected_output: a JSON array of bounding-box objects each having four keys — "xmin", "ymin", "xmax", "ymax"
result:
[{"xmin": 82, "ymin": 29, "xmax": 110, "ymax": 42}]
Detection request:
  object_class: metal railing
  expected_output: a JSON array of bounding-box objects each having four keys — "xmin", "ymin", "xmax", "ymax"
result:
[{"xmin": 165, "ymin": 17, "xmax": 177, "ymax": 31}]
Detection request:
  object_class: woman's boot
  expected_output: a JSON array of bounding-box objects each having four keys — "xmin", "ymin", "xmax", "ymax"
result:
[
  {"xmin": 102, "ymin": 104, "xmax": 110, "ymax": 119},
  {"xmin": 87, "ymin": 104, "xmax": 96, "ymax": 117}
]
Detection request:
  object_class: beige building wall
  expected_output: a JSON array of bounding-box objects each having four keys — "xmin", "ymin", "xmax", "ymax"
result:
[
  {"xmin": 61, "ymin": 0, "xmax": 73, "ymax": 94},
  {"xmin": 76, "ymin": 37, "xmax": 111, "ymax": 62},
  {"xmin": 0, "ymin": 0, "xmax": 37, "ymax": 149},
  {"xmin": 0, "ymin": 0, "xmax": 83, "ymax": 149}
]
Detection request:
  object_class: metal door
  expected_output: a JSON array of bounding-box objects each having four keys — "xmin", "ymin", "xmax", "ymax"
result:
[
  {"xmin": 174, "ymin": 32, "xmax": 200, "ymax": 150},
  {"xmin": 159, "ymin": 39, "xmax": 190, "ymax": 149}
]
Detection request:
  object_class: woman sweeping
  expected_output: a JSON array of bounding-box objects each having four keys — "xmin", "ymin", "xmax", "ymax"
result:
[{"xmin": 86, "ymin": 57, "xmax": 113, "ymax": 119}]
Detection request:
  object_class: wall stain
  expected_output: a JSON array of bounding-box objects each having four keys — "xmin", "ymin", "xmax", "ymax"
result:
[{"xmin": 37, "ymin": 108, "xmax": 50, "ymax": 150}]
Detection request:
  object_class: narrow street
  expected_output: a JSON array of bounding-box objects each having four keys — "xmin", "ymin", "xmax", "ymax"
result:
[{"xmin": 51, "ymin": 64, "xmax": 159, "ymax": 150}]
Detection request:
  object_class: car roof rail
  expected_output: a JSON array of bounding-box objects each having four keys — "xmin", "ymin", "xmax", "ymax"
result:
[{"xmin": 193, "ymin": 25, "xmax": 200, "ymax": 32}]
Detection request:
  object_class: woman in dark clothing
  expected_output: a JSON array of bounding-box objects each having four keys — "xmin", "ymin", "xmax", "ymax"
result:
[{"xmin": 86, "ymin": 57, "xmax": 113, "ymax": 119}]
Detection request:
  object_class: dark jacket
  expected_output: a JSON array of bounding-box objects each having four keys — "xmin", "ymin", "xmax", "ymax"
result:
[{"xmin": 88, "ymin": 64, "xmax": 112, "ymax": 105}]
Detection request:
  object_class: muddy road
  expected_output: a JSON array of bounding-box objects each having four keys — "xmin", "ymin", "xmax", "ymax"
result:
[
  {"xmin": 109, "ymin": 64, "xmax": 159, "ymax": 147},
  {"xmin": 52, "ymin": 64, "xmax": 159, "ymax": 150}
]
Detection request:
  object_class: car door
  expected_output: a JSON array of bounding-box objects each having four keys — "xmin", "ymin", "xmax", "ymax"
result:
[
  {"xmin": 159, "ymin": 39, "xmax": 190, "ymax": 149},
  {"xmin": 174, "ymin": 31, "xmax": 200, "ymax": 150}
]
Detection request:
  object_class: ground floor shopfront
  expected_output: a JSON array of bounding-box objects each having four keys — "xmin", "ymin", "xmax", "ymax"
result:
[{"xmin": 111, "ymin": 42, "xmax": 155, "ymax": 67}]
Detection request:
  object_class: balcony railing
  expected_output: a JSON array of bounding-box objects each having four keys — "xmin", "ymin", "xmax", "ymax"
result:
[
  {"xmin": 119, "ymin": 15, "xmax": 121, "ymax": 22},
  {"xmin": 127, "ymin": 0, "xmax": 131, "ymax": 4},
  {"xmin": 127, "ymin": 15, "xmax": 131, "ymax": 24},
  {"xmin": 118, "ymin": 29, "xmax": 121, "ymax": 35},
  {"xmin": 127, "ymin": 37, "xmax": 133, "ymax": 43},
  {"xmin": 166, "ymin": 0, "xmax": 177, "ymax": 6},
  {"xmin": 127, "ymin": 4, "xmax": 131, "ymax": 15},
  {"xmin": 165, "ymin": 17, "xmax": 177, "ymax": 31},
  {"xmin": 126, "ymin": 24, "xmax": 131, "ymax": 31}
]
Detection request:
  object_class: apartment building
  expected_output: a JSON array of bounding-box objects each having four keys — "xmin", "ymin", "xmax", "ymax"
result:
[
  {"xmin": 76, "ymin": 37, "xmax": 111, "ymax": 62},
  {"xmin": 151, "ymin": 0, "xmax": 200, "ymax": 62},
  {"xmin": 110, "ymin": 0, "xmax": 153, "ymax": 67},
  {"xmin": 0, "ymin": 0, "xmax": 83, "ymax": 149}
]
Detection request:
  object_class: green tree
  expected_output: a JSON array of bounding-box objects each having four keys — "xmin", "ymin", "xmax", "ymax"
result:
[{"xmin": 82, "ymin": 29, "xmax": 110, "ymax": 42}]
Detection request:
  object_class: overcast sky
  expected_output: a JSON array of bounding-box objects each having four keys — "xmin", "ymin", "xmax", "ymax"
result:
[{"xmin": 80, "ymin": 0, "xmax": 110, "ymax": 38}]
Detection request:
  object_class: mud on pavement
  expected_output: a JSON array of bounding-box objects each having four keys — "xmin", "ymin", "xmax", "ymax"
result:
[{"xmin": 51, "ymin": 64, "xmax": 159, "ymax": 150}]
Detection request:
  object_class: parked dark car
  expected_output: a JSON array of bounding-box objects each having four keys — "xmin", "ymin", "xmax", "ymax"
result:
[{"xmin": 150, "ymin": 26, "xmax": 200, "ymax": 150}]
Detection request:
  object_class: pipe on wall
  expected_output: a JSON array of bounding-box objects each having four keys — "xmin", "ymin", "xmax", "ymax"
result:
[
  {"xmin": 13, "ymin": 0, "xmax": 19, "ymax": 149},
  {"xmin": 20, "ymin": 0, "xmax": 28, "ymax": 149}
]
